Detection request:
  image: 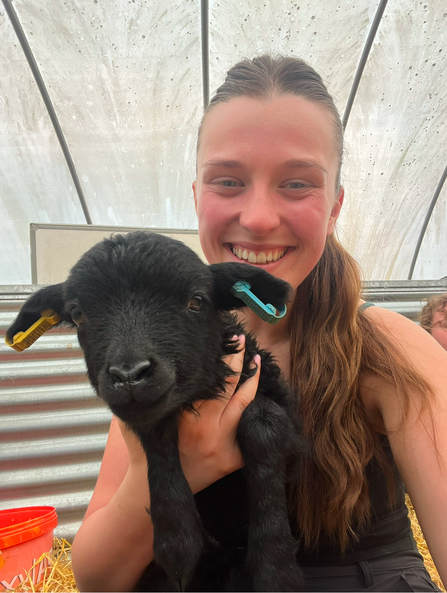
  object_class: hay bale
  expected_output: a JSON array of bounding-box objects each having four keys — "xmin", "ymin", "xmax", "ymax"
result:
[{"xmin": 406, "ymin": 494, "xmax": 445, "ymax": 591}]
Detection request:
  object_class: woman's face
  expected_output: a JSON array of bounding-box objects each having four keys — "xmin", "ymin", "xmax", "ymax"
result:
[{"xmin": 193, "ymin": 94, "xmax": 344, "ymax": 292}]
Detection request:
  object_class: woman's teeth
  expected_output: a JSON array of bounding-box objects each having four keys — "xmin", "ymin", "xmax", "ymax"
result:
[{"xmin": 232, "ymin": 246, "xmax": 286, "ymax": 264}]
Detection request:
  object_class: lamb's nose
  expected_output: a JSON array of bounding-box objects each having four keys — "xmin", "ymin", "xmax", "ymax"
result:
[{"xmin": 109, "ymin": 360, "xmax": 153, "ymax": 383}]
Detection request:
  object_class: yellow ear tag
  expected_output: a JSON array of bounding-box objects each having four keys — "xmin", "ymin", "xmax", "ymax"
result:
[{"xmin": 5, "ymin": 309, "xmax": 61, "ymax": 352}]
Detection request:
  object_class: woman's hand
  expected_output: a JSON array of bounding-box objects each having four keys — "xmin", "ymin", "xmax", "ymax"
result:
[
  {"xmin": 178, "ymin": 335, "xmax": 261, "ymax": 493},
  {"xmin": 116, "ymin": 335, "xmax": 260, "ymax": 494}
]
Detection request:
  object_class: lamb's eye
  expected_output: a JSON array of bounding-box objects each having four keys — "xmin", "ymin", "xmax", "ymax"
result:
[
  {"xmin": 70, "ymin": 307, "xmax": 85, "ymax": 326},
  {"xmin": 187, "ymin": 295, "xmax": 203, "ymax": 312}
]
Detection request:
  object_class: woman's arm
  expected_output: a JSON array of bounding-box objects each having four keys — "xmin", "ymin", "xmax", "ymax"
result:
[
  {"xmin": 363, "ymin": 307, "xmax": 447, "ymax": 588},
  {"xmin": 72, "ymin": 338, "xmax": 261, "ymax": 592},
  {"xmin": 71, "ymin": 417, "xmax": 154, "ymax": 592}
]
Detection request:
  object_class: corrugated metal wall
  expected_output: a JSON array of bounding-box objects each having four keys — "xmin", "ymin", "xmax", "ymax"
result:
[
  {"xmin": 1, "ymin": 279, "xmax": 446, "ymax": 542},
  {"xmin": 0, "ymin": 286, "xmax": 112, "ymax": 541}
]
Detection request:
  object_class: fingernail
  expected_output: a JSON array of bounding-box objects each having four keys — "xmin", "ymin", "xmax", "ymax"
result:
[
  {"xmin": 252, "ymin": 354, "xmax": 261, "ymax": 367},
  {"xmin": 238, "ymin": 334, "xmax": 246, "ymax": 345}
]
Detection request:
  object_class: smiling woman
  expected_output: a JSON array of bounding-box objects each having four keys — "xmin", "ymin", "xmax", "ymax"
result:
[{"xmin": 71, "ymin": 55, "xmax": 447, "ymax": 593}]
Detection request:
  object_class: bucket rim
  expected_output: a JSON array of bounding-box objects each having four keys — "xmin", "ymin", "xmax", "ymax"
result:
[{"xmin": 0, "ymin": 506, "xmax": 58, "ymax": 550}]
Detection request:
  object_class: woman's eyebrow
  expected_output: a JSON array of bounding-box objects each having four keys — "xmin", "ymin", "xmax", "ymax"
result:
[
  {"xmin": 202, "ymin": 158, "xmax": 328, "ymax": 176},
  {"xmin": 203, "ymin": 159, "xmax": 242, "ymax": 169},
  {"xmin": 283, "ymin": 159, "xmax": 328, "ymax": 175}
]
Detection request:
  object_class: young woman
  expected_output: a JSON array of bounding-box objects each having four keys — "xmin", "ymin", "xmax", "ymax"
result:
[{"xmin": 71, "ymin": 55, "xmax": 447, "ymax": 592}]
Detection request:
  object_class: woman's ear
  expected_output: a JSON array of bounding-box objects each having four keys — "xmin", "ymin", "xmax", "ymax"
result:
[
  {"xmin": 192, "ymin": 180, "xmax": 198, "ymax": 214},
  {"xmin": 327, "ymin": 186, "xmax": 344, "ymax": 236}
]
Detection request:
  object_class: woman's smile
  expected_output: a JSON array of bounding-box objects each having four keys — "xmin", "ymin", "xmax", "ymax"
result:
[{"xmin": 226, "ymin": 243, "xmax": 292, "ymax": 265}]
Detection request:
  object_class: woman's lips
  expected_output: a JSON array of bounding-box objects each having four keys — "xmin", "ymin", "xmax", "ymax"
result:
[{"xmin": 227, "ymin": 243, "xmax": 290, "ymax": 264}]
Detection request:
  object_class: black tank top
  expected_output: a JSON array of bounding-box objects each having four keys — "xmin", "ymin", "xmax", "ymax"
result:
[{"xmin": 294, "ymin": 434, "xmax": 413, "ymax": 566}]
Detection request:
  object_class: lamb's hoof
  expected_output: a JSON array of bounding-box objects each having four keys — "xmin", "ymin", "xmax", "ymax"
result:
[{"xmin": 174, "ymin": 577, "xmax": 188, "ymax": 592}]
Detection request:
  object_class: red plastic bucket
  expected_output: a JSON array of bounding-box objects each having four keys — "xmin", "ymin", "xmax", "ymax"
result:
[{"xmin": 0, "ymin": 506, "xmax": 58, "ymax": 591}]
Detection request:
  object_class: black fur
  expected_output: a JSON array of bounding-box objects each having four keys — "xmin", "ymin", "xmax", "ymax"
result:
[{"xmin": 7, "ymin": 231, "xmax": 306, "ymax": 591}]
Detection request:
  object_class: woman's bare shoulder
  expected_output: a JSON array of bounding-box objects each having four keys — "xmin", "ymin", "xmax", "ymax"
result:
[
  {"xmin": 362, "ymin": 303, "xmax": 446, "ymax": 359},
  {"xmin": 359, "ymin": 304, "xmax": 447, "ymax": 424}
]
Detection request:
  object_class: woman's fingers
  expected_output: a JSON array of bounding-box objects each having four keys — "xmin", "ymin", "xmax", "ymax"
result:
[
  {"xmin": 192, "ymin": 334, "xmax": 246, "ymax": 417},
  {"xmin": 223, "ymin": 334, "xmax": 246, "ymax": 395},
  {"xmin": 181, "ymin": 333, "xmax": 259, "ymax": 432},
  {"xmin": 178, "ymin": 339, "xmax": 261, "ymax": 492},
  {"xmin": 220, "ymin": 354, "xmax": 261, "ymax": 430}
]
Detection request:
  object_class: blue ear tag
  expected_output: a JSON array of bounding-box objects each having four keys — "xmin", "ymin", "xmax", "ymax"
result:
[{"xmin": 231, "ymin": 280, "xmax": 287, "ymax": 324}]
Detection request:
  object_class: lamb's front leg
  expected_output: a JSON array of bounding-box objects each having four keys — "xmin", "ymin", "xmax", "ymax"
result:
[
  {"xmin": 237, "ymin": 397, "xmax": 304, "ymax": 592},
  {"xmin": 138, "ymin": 422, "xmax": 205, "ymax": 591}
]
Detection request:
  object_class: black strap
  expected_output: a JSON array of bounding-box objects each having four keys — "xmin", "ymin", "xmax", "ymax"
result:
[{"xmin": 359, "ymin": 560, "xmax": 375, "ymax": 588}]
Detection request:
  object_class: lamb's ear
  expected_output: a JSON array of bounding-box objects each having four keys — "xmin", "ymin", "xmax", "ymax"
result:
[
  {"xmin": 6, "ymin": 283, "xmax": 70, "ymax": 350},
  {"xmin": 209, "ymin": 262, "xmax": 292, "ymax": 312}
]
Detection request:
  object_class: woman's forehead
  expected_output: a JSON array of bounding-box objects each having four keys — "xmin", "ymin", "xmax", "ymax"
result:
[{"xmin": 198, "ymin": 95, "xmax": 339, "ymax": 171}]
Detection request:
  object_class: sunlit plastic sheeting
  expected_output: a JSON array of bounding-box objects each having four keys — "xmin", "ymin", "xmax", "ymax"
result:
[
  {"xmin": 208, "ymin": 0, "xmax": 377, "ymax": 116},
  {"xmin": 0, "ymin": 11, "xmax": 86, "ymax": 284},
  {"xmin": 412, "ymin": 182, "xmax": 447, "ymax": 280},
  {"xmin": 10, "ymin": 0, "xmax": 202, "ymax": 233},
  {"xmin": 340, "ymin": 1, "xmax": 446, "ymax": 280}
]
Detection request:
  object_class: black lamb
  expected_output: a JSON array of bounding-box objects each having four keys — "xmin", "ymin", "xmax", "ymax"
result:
[{"xmin": 7, "ymin": 231, "xmax": 306, "ymax": 592}]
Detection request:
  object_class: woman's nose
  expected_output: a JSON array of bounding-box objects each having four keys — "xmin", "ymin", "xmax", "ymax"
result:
[{"xmin": 239, "ymin": 189, "xmax": 281, "ymax": 236}]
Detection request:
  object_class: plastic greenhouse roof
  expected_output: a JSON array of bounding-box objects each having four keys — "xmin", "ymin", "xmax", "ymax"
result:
[{"xmin": 0, "ymin": 0, "xmax": 446, "ymax": 283}]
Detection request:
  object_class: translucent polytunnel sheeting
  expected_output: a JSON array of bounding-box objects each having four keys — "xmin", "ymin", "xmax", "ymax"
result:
[
  {"xmin": 208, "ymin": 0, "xmax": 378, "ymax": 111},
  {"xmin": 0, "ymin": 6, "xmax": 87, "ymax": 284},
  {"xmin": 413, "ymin": 182, "xmax": 447, "ymax": 279},
  {"xmin": 339, "ymin": 1, "xmax": 446, "ymax": 280},
  {"xmin": 0, "ymin": 0, "xmax": 446, "ymax": 284}
]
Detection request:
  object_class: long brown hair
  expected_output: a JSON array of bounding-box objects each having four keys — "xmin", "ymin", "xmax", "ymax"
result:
[
  {"xmin": 290, "ymin": 234, "xmax": 433, "ymax": 550},
  {"xmin": 199, "ymin": 55, "xmax": 434, "ymax": 551}
]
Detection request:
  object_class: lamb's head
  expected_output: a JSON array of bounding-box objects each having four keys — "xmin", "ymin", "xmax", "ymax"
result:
[{"xmin": 6, "ymin": 232, "xmax": 291, "ymax": 430}]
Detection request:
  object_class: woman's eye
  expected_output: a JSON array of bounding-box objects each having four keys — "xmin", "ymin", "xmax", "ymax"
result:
[
  {"xmin": 187, "ymin": 296, "xmax": 203, "ymax": 312},
  {"xmin": 221, "ymin": 180, "xmax": 239, "ymax": 187},
  {"xmin": 70, "ymin": 307, "xmax": 85, "ymax": 326},
  {"xmin": 284, "ymin": 181, "xmax": 307, "ymax": 189}
]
